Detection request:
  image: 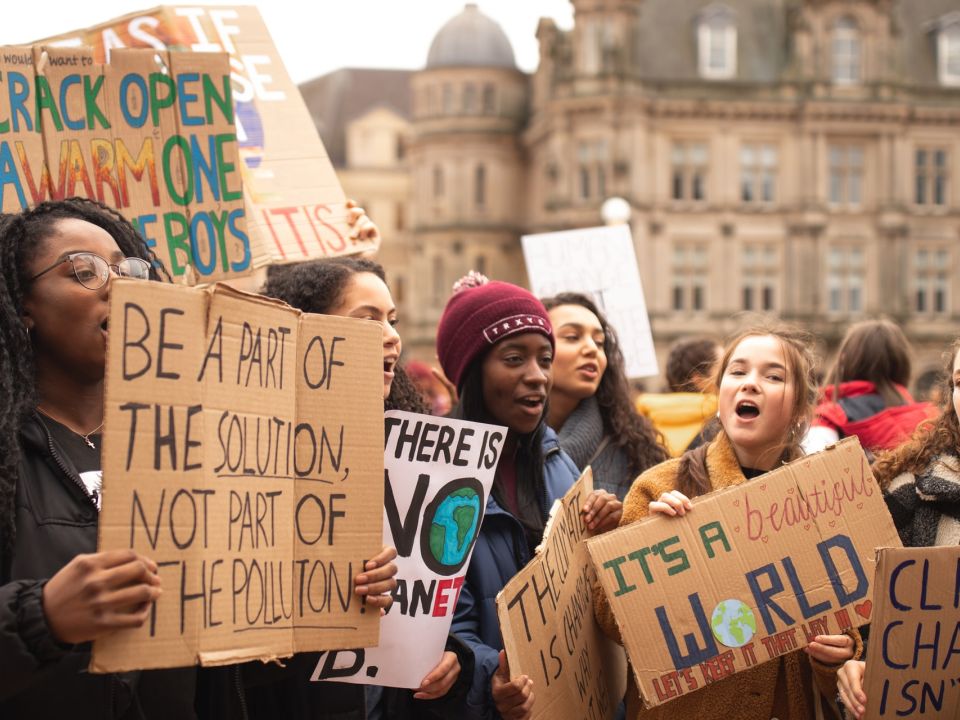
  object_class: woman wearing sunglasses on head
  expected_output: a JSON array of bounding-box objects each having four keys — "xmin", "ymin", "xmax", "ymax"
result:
[{"xmin": 0, "ymin": 198, "xmax": 395, "ymax": 720}]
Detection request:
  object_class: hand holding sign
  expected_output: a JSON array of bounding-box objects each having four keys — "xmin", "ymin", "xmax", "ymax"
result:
[
  {"xmin": 804, "ymin": 632, "xmax": 856, "ymax": 665},
  {"xmin": 44, "ymin": 550, "xmax": 162, "ymax": 644},
  {"xmin": 492, "ymin": 650, "xmax": 535, "ymax": 720},
  {"xmin": 413, "ymin": 651, "xmax": 460, "ymax": 700},
  {"xmin": 354, "ymin": 546, "xmax": 398, "ymax": 613},
  {"xmin": 581, "ymin": 489, "xmax": 622, "ymax": 533}
]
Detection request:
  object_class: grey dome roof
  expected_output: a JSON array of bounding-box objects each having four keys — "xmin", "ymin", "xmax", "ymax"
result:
[{"xmin": 426, "ymin": 4, "xmax": 517, "ymax": 69}]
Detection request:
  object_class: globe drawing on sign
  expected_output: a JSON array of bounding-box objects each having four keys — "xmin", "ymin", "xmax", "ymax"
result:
[
  {"xmin": 710, "ymin": 599, "xmax": 757, "ymax": 648},
  {"xmin": 426, "ymin": 483, "xmax": 483, "ymax": 573}
]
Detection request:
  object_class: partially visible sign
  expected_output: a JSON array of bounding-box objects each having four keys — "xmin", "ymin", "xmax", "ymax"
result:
[
  {"xmin": 863, "ymin": 546, "xmax": 960, "ymax": 719},
  {"xmin": 0, "ymin": 46, "xmax": 248, "ymax": 282},
  {"xmin": 312, "ymin": 411, "xmax": 504, "ymax": 688},
  {"xmin": 498, "ymin": 469, "xmax": 627, "ymax": 720},
  {"xmin": 38, "ymin": 6, "xmax": 374, "ymax": 269},
  {"xmin": 522, "ymin": 224, "xmax": 657, "ymax": 378}
]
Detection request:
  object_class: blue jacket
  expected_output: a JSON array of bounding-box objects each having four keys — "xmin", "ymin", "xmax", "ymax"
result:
[{"xmin": 451, "ymin": 426, "xmax": 579, "ymax": 720}]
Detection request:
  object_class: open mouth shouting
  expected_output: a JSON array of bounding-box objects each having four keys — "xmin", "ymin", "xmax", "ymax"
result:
[
  {"xmin": 383, "ymin": 354, "xmax": 398, "ymax": 380},
  {"xmin": 735, "ymin": 399, "xmax": 760, "ymax": 420},
  {"xmin": 516, "ymin": 392, "xmax": 546, "ymax": 417}
]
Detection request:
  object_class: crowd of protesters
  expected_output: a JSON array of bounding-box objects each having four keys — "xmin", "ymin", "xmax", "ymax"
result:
[{"xmin": 0, "ymin": 197, "xmax": 949, "ymax": 720}]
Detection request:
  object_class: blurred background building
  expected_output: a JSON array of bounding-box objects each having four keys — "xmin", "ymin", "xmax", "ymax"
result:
[{"xmin": 300, "ymin": 0, "xmax": 960, "ymax": 392}]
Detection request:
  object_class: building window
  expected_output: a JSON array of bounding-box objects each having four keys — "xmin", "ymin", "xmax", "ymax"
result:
[
  {"xmin": 832, "ymin": 17, "xmax": 861, "ymax": 85},
  {"xmin": 433, "ymin": 256, "xmax": 445, "ymax": 304},
  {"xmin": 915, "ymin": 148, "xmax": 949, "ymax": 206},
  {"xmin": 671, "ymin": 142, "xmax": 708, "ymax": 202},
  {"xmin": 475, "ymin": 164, "xmax": 486, "ymax": 208},
  {"xmin": 740, "ymin": 144, "xmax": 777, "ymax": 203},
  {"xmin": 577, "ymin": 140, "xmax": 608, "ymax": 201},
  {"xmin": 442, "ymin": 83, "xmax": 454, "ymax": 113},
  {"xmin": 463, "ymin": 83, "xmax": 477, "ymax": 114},
  {"xmin": 475, "ymin": 255, "xmax": 487, "ymax": 277},
  {"xmin": 433, "ymin": 165, "xmax": 444, "ymax": 198},
  {"xmin": 393, "ymin": 276, "xmax": 405, "ymax": 304},
  {"xmin": 938, "ymin": 17, "xmax": 960, "ymax": 86},
  {"xmin": 742, "ymin": 244, "xmax": 778, "ymax": 311},
  {"xmin": 827, "ymin": 246, "xmax": 866, "ymax": 315},
  {"xmin": 697, "ymin": 4, "xmax": 737, "ymax": 80},
  {"xmin": 672, "ymin": 243, "xmax": 709, "ymax": 312},
  {"xmin": 915, "ymin": 248, "xmax": 949, "ymax": 315},
  {"xmin": 396, "ymin": 202, "xmax": 405, "ymax": 231},
  {"xmin": 482, "ymin": 84, "xmax": 496, "ymax": 114},
  {"xmin": 828, "ymin": 145, "xmax": 864, "ymax": 208},
  {"xmin": 426, "ymin": 86, "xmax": 438, "ymax": 115}
]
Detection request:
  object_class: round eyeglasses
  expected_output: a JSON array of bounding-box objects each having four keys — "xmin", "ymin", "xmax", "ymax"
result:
[{"xmin": 29, "ymin": 252, "xmax": 152, "ymax": 290}]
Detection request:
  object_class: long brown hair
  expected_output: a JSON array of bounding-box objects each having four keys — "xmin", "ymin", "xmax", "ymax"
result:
[
  {"xmin": 677, "ymin": 323, "xmax": 818, "ymax": 498},
  {"xmin": 873, "ymin": 340, "xmax": 960, "ymax": 488},
  {"xmin": 827, "ymin": 319, "xmax": 912, "ymax": 407},
  {"xmin": 541, "ymin": 293, "xmax": 668, "ymax": 483}
]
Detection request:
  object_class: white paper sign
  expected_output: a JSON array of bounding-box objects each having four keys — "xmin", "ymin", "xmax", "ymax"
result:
[
  {"xmin": 522, "ymin": 225, "xmax": 658, "ymax": 378},
  {"xmin": 312, "ymin": 410, "xmax": 504, "ymax": 688}
]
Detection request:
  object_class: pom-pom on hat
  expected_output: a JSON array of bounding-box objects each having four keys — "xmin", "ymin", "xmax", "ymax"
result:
[{"xmin": 436, "ymin": 272, "xmax": 554, "ymax": 390}]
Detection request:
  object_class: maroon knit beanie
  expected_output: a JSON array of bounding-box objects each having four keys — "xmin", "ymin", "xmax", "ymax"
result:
[{"xmin": 437, "ymin": 272, "xmax": 554, "ymax": 390}]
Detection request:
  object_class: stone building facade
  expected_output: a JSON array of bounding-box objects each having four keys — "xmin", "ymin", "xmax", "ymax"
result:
[{"xmin": 300, "ymin": 0, "xmax": 960, "ymax": 390}]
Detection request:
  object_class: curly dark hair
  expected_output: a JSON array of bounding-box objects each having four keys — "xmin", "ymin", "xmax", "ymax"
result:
[
  {"xmin": 541, "ymin": 293, "xmax": 668, "ymax": 487},
  {"xmin": 873, "ymin": 339, "xmax": 960, "ymax": 488},
  {"xmin": 261, "ymin": 257, "xmax": 427, "ymax": 414},
  {"xmin": 677, "ymin": 322, "xmax": 819, "ymax": 499},
  {"xmin": 666, "ymin": 337, "xmax": 720, "ymax": 393},
  {"xmin": 0, "ymin": 198, "xmax": 168, "ymax": 557}
]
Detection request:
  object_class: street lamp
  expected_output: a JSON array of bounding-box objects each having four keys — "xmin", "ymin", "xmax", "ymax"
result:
[{"xmin": 600, "ymin": 196, "xmax": 632, "ymax": 226}]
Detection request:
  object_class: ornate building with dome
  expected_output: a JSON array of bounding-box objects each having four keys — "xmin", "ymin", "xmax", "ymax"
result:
[{"xmin": 300, "ymin": 0, "xmax": 960, "ymax": 389}]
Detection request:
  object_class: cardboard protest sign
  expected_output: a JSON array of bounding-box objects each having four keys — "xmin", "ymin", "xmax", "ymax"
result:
[
  {"xmin": 0, "ymin": 45, "xmax": 248, "ymax": 282},
  {"xmin": 521, "ymin": 225, "xmax": 657, "ymax": 378},
  {"xmin": 587, "ymin": 438, "xmax": 902, "ymax": 708},
  {"xmin": 38, "ymin": 6, "xmax": 373, "ymax": 268},
  {"xmin": 310, "ymin": 410, "xmax": 504, "ymax": 688},
  {"xmin": 92, "ymin": 280, "xmax": 384, "ymax": 671},
  {"xmin": 863, "ymin": 546, "xmax": 960, "ymax": 719},
  {"xmin": 497, "ymin": 469, "xmax": 627, "ymax": 720}
]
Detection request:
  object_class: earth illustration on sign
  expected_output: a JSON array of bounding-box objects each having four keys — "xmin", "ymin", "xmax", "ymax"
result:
[
  {"xmin": 710, "ymin": 599, "xmax": 757, "ymax": 648},
  {"xmin": 428, "ymin": 486, "xmax": 482, "ymax": 568}
]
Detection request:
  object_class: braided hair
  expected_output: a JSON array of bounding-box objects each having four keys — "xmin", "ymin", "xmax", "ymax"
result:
[
  {"xmin": 0, "ymin": 198, "xmax": 168, "ymax": 557},
  {"xmin": 262, "ymin": 257, "xmax": 428, "ymax": 414}
]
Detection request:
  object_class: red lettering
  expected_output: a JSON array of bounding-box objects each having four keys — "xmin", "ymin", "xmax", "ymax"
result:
[{"xmin": 432, "ymin": 578, "xmax": 453, "ymax": 617}]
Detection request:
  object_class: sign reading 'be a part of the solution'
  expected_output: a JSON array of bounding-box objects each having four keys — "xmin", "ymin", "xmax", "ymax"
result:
[
  {"xmin": 587, "ymin": 438, "xmax": 901, "ymax": 708},
  {"xmin": 92, "ymin": 280, "xmax": 384, "ymax": 672}
]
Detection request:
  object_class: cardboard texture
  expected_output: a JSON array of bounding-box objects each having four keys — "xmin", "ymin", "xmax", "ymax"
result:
[
  {"xmin": 91, "ymin": 279, "xmax": 384, "ymax": 672},
  {"xmin": 862, "ymin": 546, "xmax": 960, "ymax": 719},
  {"xmin": 0, "ymin": 45, "xmax": 248, "ymax": 282},
  {"xmin": 37, "ymin": 6, "xmax": 374, "ymax": 268},
  {"xmin": 587, "ymin": 438, "xmax": 902, "ymax": 708},
  {"xmin": 498, "ymin": 469, "xmax": 628, "ymax": 720},
  {"xmin": 521, "ymin": 225, "xmax": 658, "ymax": 379},
  {"xmin": 311, "ymin": 410, "xmax": 504, "ymax": 688}
]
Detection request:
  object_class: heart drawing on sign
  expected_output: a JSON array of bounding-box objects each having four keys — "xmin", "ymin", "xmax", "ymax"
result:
[{"xmin": 855, "ymin": 600, "xmax": 873, "ymax": 619}]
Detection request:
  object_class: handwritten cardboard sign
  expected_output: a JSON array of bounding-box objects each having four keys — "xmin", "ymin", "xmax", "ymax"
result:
[
  {"xmin": 498, "ymin": 469, "xmax": 627, "ymax": 720},
  {"xmin": 521, "ymin": 225, "xmax": 657, "ymax": 378},
  {"xmin": 863, "ymin": 546, "xmax": 960, "ymax": 719},
  {"xmin": 587, "ymin": 438, "xmax": 902, "ymax": 708},
  {"xmin": 0, "ymin": 46, "xmax": 248, "ymax": 282},
  {"xmin": 92, "ymin": 279, "xmax": 384, "ymax": 672},
  {"xmin": 311, "ymin": 410, "xmax": 504, "ymax": 688},
  {"xmin": 37, "ymin": 5, "xmax": 371, "ymax": 269}
]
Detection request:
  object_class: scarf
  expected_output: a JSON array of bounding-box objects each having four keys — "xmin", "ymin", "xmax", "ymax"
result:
[{"xmin": 885, "ymin": 454, "xmax": 960, "ymax": 547}]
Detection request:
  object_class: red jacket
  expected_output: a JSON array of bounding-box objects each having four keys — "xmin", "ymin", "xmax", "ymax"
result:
[{"xmin": 813, "ymin": 381, "xmax": 937, "ymax": 452}]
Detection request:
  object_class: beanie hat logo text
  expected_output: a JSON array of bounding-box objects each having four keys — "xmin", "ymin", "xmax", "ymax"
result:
[{"xmin": 483, "ymin": 315, "xmax": 549, "ymax": 344}]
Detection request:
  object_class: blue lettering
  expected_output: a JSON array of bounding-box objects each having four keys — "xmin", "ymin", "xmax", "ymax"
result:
[{"xmin": 655, "ymin": 593, "xmax": 718, "ymax": 670}]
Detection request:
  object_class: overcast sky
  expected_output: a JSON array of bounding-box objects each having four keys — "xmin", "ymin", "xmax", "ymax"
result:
[{"xmin": 3, "ymin": 1, "xmax": 575, "ymax": 83}]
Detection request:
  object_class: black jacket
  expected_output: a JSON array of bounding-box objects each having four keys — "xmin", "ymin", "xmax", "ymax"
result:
[{"xmin": 0, "ymin": 412, "xmax": 197, "ymax": 719}]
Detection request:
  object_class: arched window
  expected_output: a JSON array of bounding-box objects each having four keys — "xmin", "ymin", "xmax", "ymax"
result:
[
  {"xmin": 697, "ymin": 4, "xmax": 737, "ymax": 80},
  {"xmin": 475, "ymin": 164, "xmax": 486, "ymax": 208},
  {"xmin": 938, "ymin": 16, "xmax": 960, "ymax": 86},
  {"xmin": 832, "ymin": 17, "xmax": 861, "ymax": 85}
]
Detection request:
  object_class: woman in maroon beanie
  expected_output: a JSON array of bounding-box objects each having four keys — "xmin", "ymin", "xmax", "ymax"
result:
[{"xmin": 437, "ymin": 272, "xmax": 621, "ymax": 720}]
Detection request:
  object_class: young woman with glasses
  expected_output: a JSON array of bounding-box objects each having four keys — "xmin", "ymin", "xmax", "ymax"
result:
[{"xmin": 0, "ymin": 198, "xmax": 396, "ymax": 719}]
